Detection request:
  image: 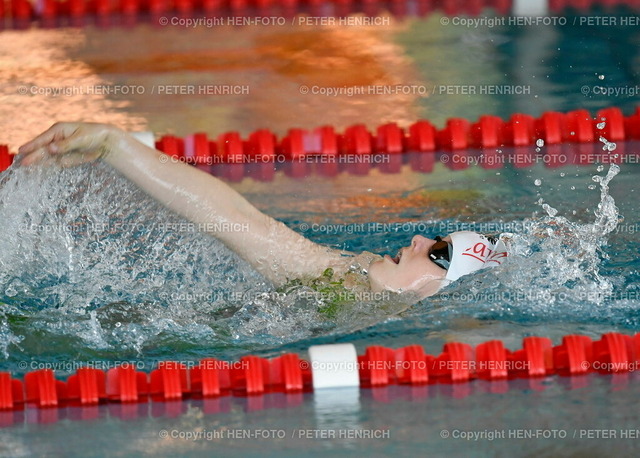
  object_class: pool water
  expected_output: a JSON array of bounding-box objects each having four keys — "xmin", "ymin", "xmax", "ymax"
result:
[
  {"xmin": 1, "ymin": 151, "xmax": 637, "ymax": 371},
  {"xmin": 2, "ymin": 7, "xmax": 640, "ymax": 457},
  {"xmin": 3, "ymin": 373, "xmax": 640, "ymax": 456}
]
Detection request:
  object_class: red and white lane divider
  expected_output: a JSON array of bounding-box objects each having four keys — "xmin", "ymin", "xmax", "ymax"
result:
[
  {"xmin": 1, "ymin": 332, "xmax": 639, "ymax": 413},
  {"xmin": 2, "ymin": 106, "xmax": 639, "ymax": 175}
]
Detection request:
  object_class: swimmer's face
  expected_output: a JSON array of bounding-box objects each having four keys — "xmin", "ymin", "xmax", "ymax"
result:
[{"xmin": 368, "ymin": 235, "xmax": 449, "ymax": 298}]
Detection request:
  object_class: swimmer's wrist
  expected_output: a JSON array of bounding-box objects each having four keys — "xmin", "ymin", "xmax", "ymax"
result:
[{"xmin": 101, "ymin": 126, "xmax": 130, "ymax": 165}]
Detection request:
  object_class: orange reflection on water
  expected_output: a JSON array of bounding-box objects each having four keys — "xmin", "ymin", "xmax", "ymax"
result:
[
  {"xmin": 0, "ymin": 28, "xmax": 148, "ymax": 149},
  {"xmin": 1, "ymin": 20, "xmax": 423, "ymax": 150}
]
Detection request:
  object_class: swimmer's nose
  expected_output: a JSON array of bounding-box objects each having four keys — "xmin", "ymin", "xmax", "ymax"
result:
[{"xmin": 411, "ymin": 235, "xmax": 434, "ymax": 252}]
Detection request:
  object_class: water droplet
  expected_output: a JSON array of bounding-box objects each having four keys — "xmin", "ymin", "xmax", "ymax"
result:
[
  {"xmin": 570, "ymin": 131, "xmax": 575, "ymax": 136},
  {"xmin": 115, "ymin": 322, "xmax": 121, "ymax": 328},
  {"xmin": 598, "ymin": 74, "xmax": 605, "ymax": 80},
  {"xmin": 536, "ymin": 139, "xmax": 544, "ymax": 147},
  {"xmin": 560, "ymin": 172, "xmax": 565, "ymax": 177},
  {"xmin": 606, "ymin": 142, "xmax": 616, "ymax": 151},
  {"xmin": 4, "ymin": 287, "xmax": 17, "ymax": 297},
  {"xmin": 534, "ymin": 179, "xmax": 542, "ymax": 186},
  {"xmin": 588, "ymin": 184, "xmax": 596, "ymax": 190},
  {"xmin": 542, "ymin": 204, "xmax": 558, "ymax": 217},
  {"xmin": 496, "ymin": 172, "xmax": 501, "ymax": 176},
  {"xmin": 570, "ymin": 186, "xmax": 576, "ymax": 190},
  {"xmin": 597, "ymin": 165, "xmax": 604, "ymax": 172},
  {"xmin": 596, "ymin": 122, "xmax": 605, "ymax": 129},
  {"xmin": 535, "ymin": 147, "xmax": 541, "ymax": 153}
]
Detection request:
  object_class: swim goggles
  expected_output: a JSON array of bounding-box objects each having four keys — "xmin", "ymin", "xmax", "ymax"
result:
[{"xmin": 429, "ymin": 236, "xmax": 453, "ymax": 270}]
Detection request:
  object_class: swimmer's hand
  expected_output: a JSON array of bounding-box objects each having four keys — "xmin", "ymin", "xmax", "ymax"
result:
[{"xmin": 17, "ymin": 122, "xmax": 122, "ymax": 167}]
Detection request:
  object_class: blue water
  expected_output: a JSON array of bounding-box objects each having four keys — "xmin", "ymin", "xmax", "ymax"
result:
[{"xmin": 2, "ymin": 7, "xmax": 640, "ymax": 457}]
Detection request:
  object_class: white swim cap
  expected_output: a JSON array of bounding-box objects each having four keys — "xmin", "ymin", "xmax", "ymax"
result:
[{"xmin": 445, "ymin": 231, "xmax": 508, "ymax": 282}]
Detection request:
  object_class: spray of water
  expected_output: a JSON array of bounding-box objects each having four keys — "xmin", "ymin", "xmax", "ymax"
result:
[
  {"xmin": 0, "ymin": 162, "xmax": 409, "ymax": 363},
  {"xmin": 0, "ymin": 163, "xmax": 315, "ymax": 358},
  {"xmin": 423, "ymin": 145, "xmax": 624, "ymax": 323},
  {"xmin": 501, "ymin": 163, "xmax": 621, "ymax": 307}
]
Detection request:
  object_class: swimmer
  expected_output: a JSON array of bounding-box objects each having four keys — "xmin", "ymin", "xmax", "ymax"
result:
[{"xmin": 16, "ymin": 122, "xmax": 508, "ymax": 302}]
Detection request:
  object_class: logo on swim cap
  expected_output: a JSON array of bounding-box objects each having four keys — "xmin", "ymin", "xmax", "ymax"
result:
[{"xmin": 445, "ymin": 231, "xmax": 508, "ymax": 282}]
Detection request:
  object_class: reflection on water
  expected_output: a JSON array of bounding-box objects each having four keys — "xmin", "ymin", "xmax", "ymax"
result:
[
  {"xmin": 1, "ymin": 20, "xmax": 425, "ymax": 148},
  {"xmin": 314, "ymin": 388, "xmax": 361, "ymax": 434},
  {"xmin": 0, "ymin": 28, "xmax": 148, "ymax": 148}
]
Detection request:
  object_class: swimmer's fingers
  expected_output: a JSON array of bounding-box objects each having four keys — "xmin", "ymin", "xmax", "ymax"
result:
[
  {"xmin": 18, "ymin": 122, "xmax": 109, "ymax": 167},
  {"xmin": 18, "ymin": 122, "xmax": 79, "ymax": 156},
  {"xmin": 17, "ymin": 123, "xmax": 81, "ymax": 166}
]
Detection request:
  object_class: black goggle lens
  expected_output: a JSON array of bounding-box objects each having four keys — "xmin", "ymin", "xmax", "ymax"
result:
[{"xmin": 429, "ymin": 236, "xmax": 452, "ymax": 270}]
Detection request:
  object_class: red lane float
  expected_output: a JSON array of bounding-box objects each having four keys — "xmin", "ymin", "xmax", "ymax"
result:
[
  {"xmin": 471, "ymin": 115, "xmax": 503, "ymax": 148},
  {"xmin": 183, "ymin": 132, "xmax": 212, "ymax": 165},
  {"xmin": 155, "ymin": 135, "xmax": 184, "ymax": 161},
  {"xmin": 535, "ymin": 111, "xmax": 564, "ymax": 144},
  {"xmin": 0, "ymin": 146, "xmax": 13, "ymax": 172},
  {"xmin": 431, "ymin": 342, "xmax": 475, "ymax": 382},
  {"xmin": 1, "ymin": 332, "xmax": 640, "ymax": 418},
  {"xmin": 553, "ymin": 334, "xmax": 593, "ymax": 375},
  {"xmin": 0, "ymin": 373, "xmax": 23, "ymax": 411},
  {"xmin": 408, "ymin": 120, "xmax": 437, "ymax": 152},
  {"xmin": 24, "ymin": 370, "xmax": 67, "ymax": 408},
  {"xmin": 106, "ymin": 365, "xmax": 149, "ymax": 403},
  {"xmin": 190, "ymin": 358, "xmax": 231, "ymax": 397},
  {"xmin": 66, "ymin": 368, "xmax": 106, "ymax": 406},
  {"xmin": 150, "ymin": 361, "xmax": 189, "ymax": 401},
  {"xmin": 509, "ymin": 336, "xmax": 553, "ymax": 377}
]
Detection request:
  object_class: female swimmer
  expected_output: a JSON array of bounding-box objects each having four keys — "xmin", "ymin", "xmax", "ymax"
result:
[{"xmin": 16, "ymin": 122, "xmax": 507, "ymax": 302}]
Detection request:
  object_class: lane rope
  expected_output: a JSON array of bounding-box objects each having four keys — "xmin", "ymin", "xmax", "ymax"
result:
[
  {"xmin": 2, "ymin": 106, "xmax": 639, "ymax": 174},
  {"xmin": 1, "ymin": 332, "xmax": 639, "ymax": 415}
]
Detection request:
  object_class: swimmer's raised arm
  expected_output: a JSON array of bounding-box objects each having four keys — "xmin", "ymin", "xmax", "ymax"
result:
[
  {"xmin": 18, "ymin": 123, "xmax": 510, "ymax": 300},
  {"xmin": 17, "ymin": 122, "xmax": 349, "ymax": 286}
]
